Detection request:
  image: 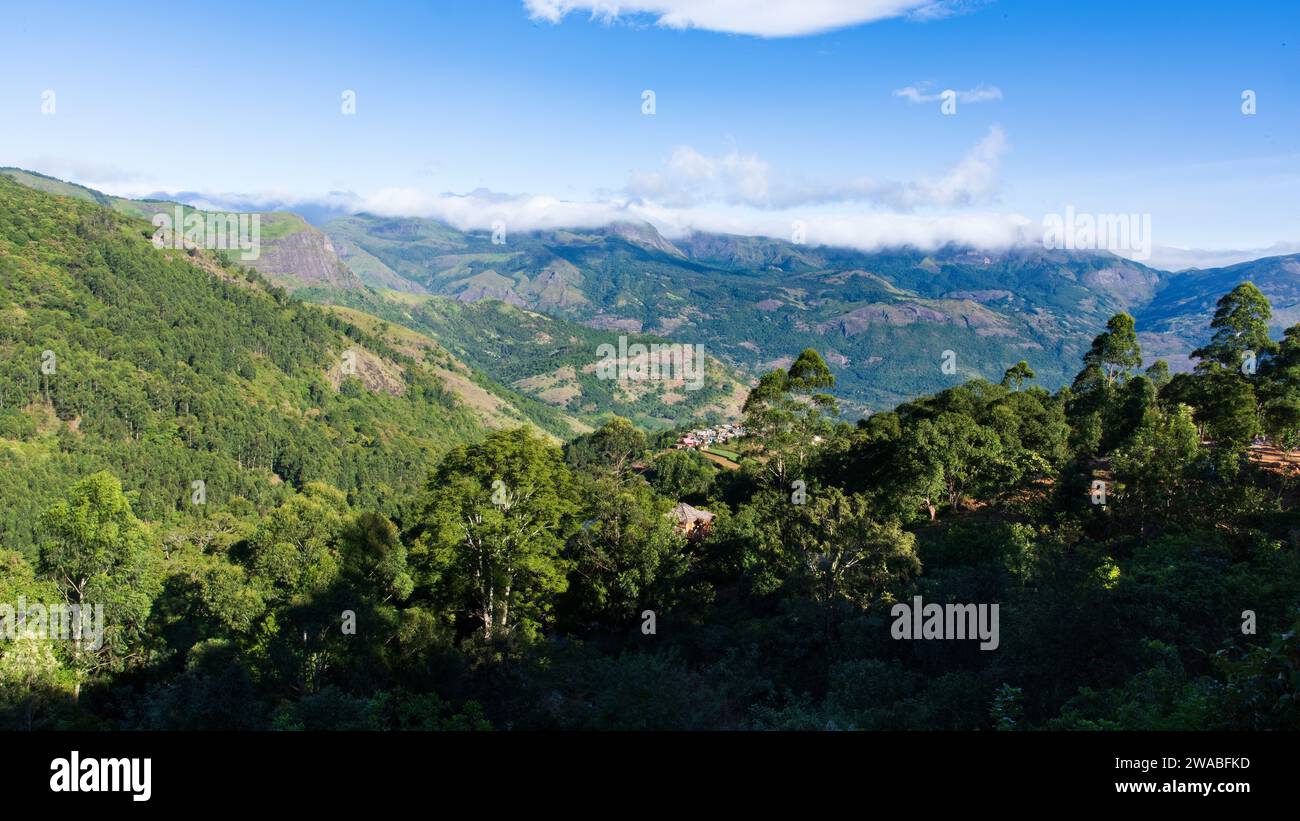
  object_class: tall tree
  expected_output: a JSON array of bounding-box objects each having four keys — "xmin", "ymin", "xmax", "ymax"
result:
[
  {"xmin": 1001, "ymin": 360, "xmax": 1036, "ymax": 390},
  {"xmin": 1193, "ymin": 282, "xmax": 1274, "ymax": 370},
  {"xmin": 741, "ymin": 348, "xmax": 837, "ymax": 491},
  {"xmin": 418, "ymin": 428, "xmax": 576, "ymax": 640},
  {"xmin": 574, "ymin": 416, "xmax": 647, "ymax": 480},
  {"xmin": 1082, "ymin": 313, "xmax": 1143, "ymax": 386},
  {"xmin": 564, "ymin": 475, "xmax": 684, "ymax": 626},
  {"xmin": 1111, "ymin": 404, "xmax": 1204, "ymax": 540},
  {"xmin": 897, "ymin": 413, "xmax": 1004, "ymax": 519},
  {"xmin": 38, "ymin": 472, "xmax": 161, "ymax": 683}
]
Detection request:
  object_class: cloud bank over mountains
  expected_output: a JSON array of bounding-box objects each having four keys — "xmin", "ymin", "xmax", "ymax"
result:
[
  {"xmin": 19, "ymin": 116, "xmax": 1291, "ymax": 272},
  {"xmin": 30, "ymin": 124, "xmax": 1036, "ymax": 258},
  {"xmin": 167, "ymin": 183, "xmax": 1037, "ymax": 256}
]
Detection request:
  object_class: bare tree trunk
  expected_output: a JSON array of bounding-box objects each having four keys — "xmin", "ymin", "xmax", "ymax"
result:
[{"xmin": 501, "ymin": 581, "xmax": 511, "ymax": 635}]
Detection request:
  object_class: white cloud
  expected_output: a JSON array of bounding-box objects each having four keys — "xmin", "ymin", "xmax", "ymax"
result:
[
  {"xmin": 893, "ymin": 82, "xmax": 1002, "ymax": 104},
  {"xmin": 164, "ymin": 176, "xmax": 1033, "ymax": 254},
  {"xmin": 44, "ymin": 168, "xmax": 1298, "ymax": 265},
  {"xmin": 625, "ymin": 125, "xmax": 1007, "ymax": 210},
  {"xmin": 252, "ymin": 184, "xmax": 1036, "ymax": 255},
  {"xmin": 523, "ymin": 0, "xmax": 961, "ymax": 37},
  {"xmin": 351, "ymin": 188, "xmax": 637, "ymax": 233},
  {"xmin": 634, "ymin": 202, "xmax": 1035, "ymax": 251},
  {"xmin": 625, "ymin": 145, "xmax": 771, "ymax": 207},
  {"xmin": 23, "ymin": 138, "xmax": 1293, "ymax": 268}
]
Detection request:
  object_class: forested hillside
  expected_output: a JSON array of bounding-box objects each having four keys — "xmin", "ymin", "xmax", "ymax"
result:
[
  {"xmin": 0, "ymin": 176, "xmax": 564, "ymax": 551},
  {"xmin": 2, "ymin": 171, "xmax": 1297, "ymax": 730},
  {"xmin": 0, "ymin": 171, "xmax": 753, "ymax": 432}
]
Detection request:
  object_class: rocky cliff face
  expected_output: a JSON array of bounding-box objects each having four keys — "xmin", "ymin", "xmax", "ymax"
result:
[{"xmin": 246, "ymin": 214, "xmax": 365, "ymax": 291}]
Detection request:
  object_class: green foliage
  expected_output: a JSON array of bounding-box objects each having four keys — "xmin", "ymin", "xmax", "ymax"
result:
[
  {"xmin": 1083, "ymin": 312, "xmax": 1143, "ymax": 385},
  {"xmin": 1193, "ymin": 281, "xmax": 1274, "ymax": 369},
  {"xmin": 649, "ymin": 449, "xmax": 717, "ymax": 501},
  {"xmin": 416, "ymin": 427, "xmax": 577, "ymax": 641},
  {"xmin": 301, "ymin": 287, "xmax": 747, "ymax": 432},
  {"xmin": 563, "ymin": 475, "xmax": 684, "ymax": 627},
  {"xmin": 3, "ymin": 174, "xmax": 1299, "ymax": 730},
  {"xmin": 38, "ymin": 471, "xmax": 162, "ymax": 676},
  {"xmin": 1001, "ymin": 360, "xmax": 1035, "ymax": 390},
  {"xmin": 0, "ymin": 175, "xmax": 504, "ymax": 553},
  {"xmin": 791, "ymin": 488, "xmax": 919, "ymax": 606},
  {"xmin": 898, "ymin": 413, "xmax": 1005, "ymax": 518},
  {"xmin": 741, "ymin": 349, "xmax": 838, "ymax": 491}
]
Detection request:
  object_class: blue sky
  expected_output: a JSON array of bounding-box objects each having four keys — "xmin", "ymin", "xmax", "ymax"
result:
[{"xmin": 1, "ymin": 0, "xmax": 1297, "ymax": 267}]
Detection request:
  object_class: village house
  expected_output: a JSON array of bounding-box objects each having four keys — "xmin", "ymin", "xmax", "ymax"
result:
[{"xmin": 668, "ymin": 502, "xmax": 715, "ymax": 539}]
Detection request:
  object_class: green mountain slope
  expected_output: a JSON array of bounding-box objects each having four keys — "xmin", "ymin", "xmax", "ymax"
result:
[
  {"xmin": 0, "ymin": 173, "xmax": 749, "ymax": 430},
  {"xmin": 0, "ymin": 175, "xmax": 563, "ymax": 552},
  {"xmin": 0, "ymin": 169, "xmax": 365, "ymax": 292}
]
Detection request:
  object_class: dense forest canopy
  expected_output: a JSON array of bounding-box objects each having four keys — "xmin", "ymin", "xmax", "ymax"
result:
[{"xmin": 1, "ymin": 177, "xmax": 1298, "ymax": 731}]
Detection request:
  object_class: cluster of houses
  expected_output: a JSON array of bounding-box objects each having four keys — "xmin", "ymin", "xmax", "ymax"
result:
[
  {"xmin": 661, "ymin": 424, "xmax": 750, "ymax": 538},
  {"xmin": 673, "ymin": 423, "xmax": 747, "ymax": 451}
]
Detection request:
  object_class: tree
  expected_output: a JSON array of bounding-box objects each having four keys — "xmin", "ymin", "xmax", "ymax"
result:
[
  {"xmin": 0, "ymin": 637, "xmax": 64, "ymax": 731},
  {"xmin": 246, "ymin": 484, "xmax": 351, "ymax": 696},
  {"xmin": 794, "ymin": 488, "xmax": 919, "ymax": 606},
  {"xmin": 418, "ymin": 428, "xmax": 576, "ymax": 640},
  {"xmin": 1193, "ymin": 282, "xmax": 1274, "ymax": 370},
  {"xmin": 564, "ymin": 475, "xmax": 684, "ymax": 626},
  {"xmin": 897, "ymin": 413, "xmax": 1004, "ymax": 519},
  {"xmin": 1111, "ymin": 404, "xmax": 1203, "ymax": 539},
  {"xmin": 650, "ymin": 448, "xmax": 716, "ymax": 501},
  {"xmin": 1082, "ymin": 313, "xmax": 1143, "ymax": 385},
  {"xmin": 343, "ymin": 511, "xmax": 414, "ymax": 605},
  {"xmin": 568, "ymin": 417, "xmax": 647, "ymax": 480},
  {"xmin": 1001, "ymin": 360, "xmax": 1035, "ymax": 390},
  {"xmin": 248, "ymin": 483, "xmax": 348, "ymax": 603},
  {"xmin": 1262, "ymin": 397, "xmax": 1300, "ymax": 458},
  {"xmin": 741, "ymin": 349, "xmax": 837, "ymax": 491},
  {"xmin": 1195, "ymin": 368, "xmax": 1260, "ymax": 468},
  {"xmin": 1259, "ymin": 323, "xmax": 1300, "ymax": 456},
  {"xmin": 1108, "ymin": 375, "xmax": 1159, "ymax": 451},
  {"xmin": 38, "ymin": 472, "xmax": 160, "ymax": 680},
  {"xmin": 0, "ymin": 550, "xmax": 69, "ymax": 729},
  {"xmin": 1145, "ymin": 359, "xmax": 1171, "ymax": 389}
]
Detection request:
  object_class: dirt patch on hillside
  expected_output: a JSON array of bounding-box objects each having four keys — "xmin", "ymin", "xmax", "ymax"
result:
[{"xmin": 326, "ymin": 346, "xmax": 407, "ymax": 396}]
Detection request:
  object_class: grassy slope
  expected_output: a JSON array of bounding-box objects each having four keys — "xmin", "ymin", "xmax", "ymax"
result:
[{"xmin": 299, "ymin": 285, "xmax": 750, "ymax": 431}]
